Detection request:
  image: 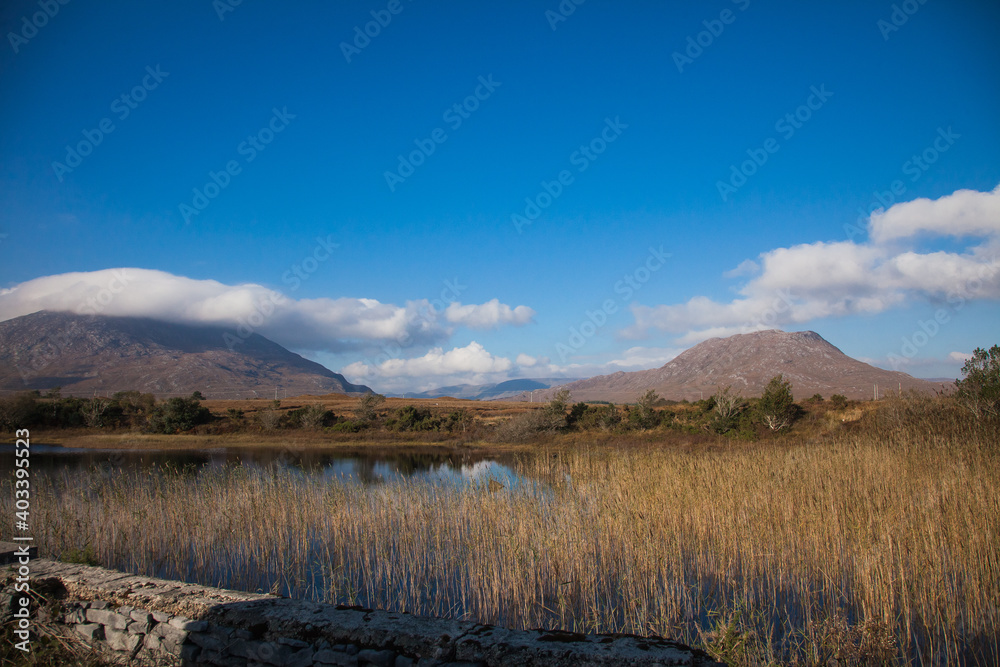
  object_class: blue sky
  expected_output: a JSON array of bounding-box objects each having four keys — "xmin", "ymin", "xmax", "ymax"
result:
[{"xmin": 1, "ymin": 0, "xmax": 998, "ymax": 393}]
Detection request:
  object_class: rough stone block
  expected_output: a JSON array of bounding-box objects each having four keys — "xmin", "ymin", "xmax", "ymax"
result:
[
  {"xmin": 144, "ymin": 633, "xmax": 162, "ymax": 652},
  {"xmin": 75, "ymin": 623, "xmax": 104, "ymax": 640},
  {"xmin": 169, "ymin": 615, "xmax": 209, "ymax": 632},
  {"xmin": 130, "ymin": 608, "xmax": 154, "ymax": 624},
  {"xmin": 128, "ymin": 618, "xmax": 153, "ymax": 635},
  {"xmin": 189, "ymin": 630, "xmax": 226, "ymax": 652},
  {"xmin": 89, "ymin": 600, "xmax": 109, "ymax": 610},
  {"xmin": 151, "ymin": 610, "xmax": 171, "ymax": 623},
  {"xmin": 106, "ymin": 627, "xmax": 143, "ymax": 653},
  {"xmin": 358, "ymin": 648, "xmax": 398, "ymax": 667},
  {"xmin": 86, "ymin": 608, "xmax": 129, "ymax": 631}
]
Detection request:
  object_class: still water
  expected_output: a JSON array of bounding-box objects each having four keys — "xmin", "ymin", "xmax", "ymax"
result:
[{"xmin": 0, "ymin": 442, "xmax": 530, "ymax": 488}]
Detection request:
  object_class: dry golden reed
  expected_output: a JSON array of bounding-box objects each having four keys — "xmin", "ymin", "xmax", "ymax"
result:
[{"xmin": 4, "ymin": 402, "xmax": 997, "ymax": 666}]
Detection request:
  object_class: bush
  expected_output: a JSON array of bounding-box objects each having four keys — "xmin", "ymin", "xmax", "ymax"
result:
[
  {"xmin": 291, "ymin": 404, "xmax": 334, "ymax": 430},
  {"xmin": 385, "ymin": 405, "xmax": 441, "ymax": 431},
  {"xmin": 328, "ymin": 419, "xmax": 365, "ymax": 433},
  {"xmin": 756, "ymin": 375, "xmax": 797, "ymax": 431},
  {"xmin": 355, "ymin": 393, "xmax": 386, "ymax": 424},
  {"xmin": 494, "ymin": 409, "xmax": 565, "ymax": 443},
  {"xmin": 0, "ymin": 392, "xmax": 39, "ymax": 431},
  {"xmin": 955, "ymin": 345, "xmax": 1000, "ymax": 420},
  {"xmin": 576, "ymin": 403, "xmax": 622, "ymax": 431},
  {"xmin": 830, "ymin": 394, "xmax": 848, "ymax": 410},
  {"xmin": 709, "ymin": 386, "xmax": 745, "ymax": 434},
  {"xmin": 147, "ymin": 397, "xmax": 212, "ymax": 434},
  {"xmin": 628, "ymin": 390, "xmax": 661, "ymax": 430}
]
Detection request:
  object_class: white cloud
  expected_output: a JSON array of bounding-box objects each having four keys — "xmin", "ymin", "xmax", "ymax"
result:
[
  {"xmin": 869, "ymin": 183, "xmax": 1000, "ymax": 244},
  {"xmin": 0, "ymin": 268, "xmax": 533, "ymax": 353},
  {"xmin": 341, "ymin": 342, "xmax": 518, "ymax": 393},
  {"xmin": 516, "ymin": 353, "xmax": 539, "ymax": 367},
  {"xmin": 723, "ymin": 259, "xmax": 759, "ymax": 278},
  {"xmin": 949, "ymin": 351, "xmax": 972, "ymax": 363},
  {"xmin": 622, "ymin": 184, "xmax": 1000, "ymax": 344},
  {"xmin": 445, "ymin": 299, "xmax": 535, "ymax": 328}
]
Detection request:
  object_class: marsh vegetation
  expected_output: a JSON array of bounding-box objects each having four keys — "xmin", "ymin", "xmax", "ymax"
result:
[{"xmin": 3, "ymin": 393, "xmax": 997, "ymax": 666}]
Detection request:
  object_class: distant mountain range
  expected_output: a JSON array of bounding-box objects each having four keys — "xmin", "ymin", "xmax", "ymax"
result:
[
  {"xmin": 398, "ymin": 377, "xmax": 581, "ymax": 401},
  {"xmin": 521, "ymin": 330, "xmax": 952, "ymax": 403},
  {"xmin": 0, "ymin": 311, "xmax": 372, "ymax": 398}
]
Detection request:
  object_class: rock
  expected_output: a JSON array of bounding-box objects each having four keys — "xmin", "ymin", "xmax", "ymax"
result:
[
  {"xmin": 75, "ymin": 623, "xmax": 104, "ymax": 640},
  {"xmin": 86, "ymin": 608, "xmax": 130, "ymax": 631},
  {"xmin": 358, "ymin": 648, "xmax": 397, "ymax": 667}
]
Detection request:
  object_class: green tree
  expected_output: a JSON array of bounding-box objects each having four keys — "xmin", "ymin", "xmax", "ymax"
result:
[
  {"xmin": 630, "ymin": 389, "xmax": 661, "ymax": 429},
  {"xmin": 757, "ymin": 375, "xmax": 796, "ymax": 431},
  {"xmin": 955, "ymin": 345, "xmax": 1000, "ymax": 419}
]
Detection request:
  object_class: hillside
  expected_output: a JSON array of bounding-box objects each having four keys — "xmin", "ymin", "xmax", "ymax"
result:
[
  {"xmin": 0, "ymin": 311, "xmax": 372, "ymax": 398},
  {"xmin": 527, "ymin": 330, "xmax": 950, "ymax": 403}
]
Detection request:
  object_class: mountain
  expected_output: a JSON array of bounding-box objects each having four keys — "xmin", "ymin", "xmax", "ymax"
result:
[
  {"xmin": 523, "ymin": 330, "xmax": 950, "ymax": 403},
  {"xmin": 0, "ymin": 311, "xmax": 372, "ymax": 398},
  {"xmin": 399, "ymin": 377, "xmax": 581, "ymax": 401}
]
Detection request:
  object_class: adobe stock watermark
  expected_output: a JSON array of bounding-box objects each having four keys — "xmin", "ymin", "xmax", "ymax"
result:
[
  {"xmin": 7, "ymin": 0, "xmax": 70, "ymax": 54},
  {"xmin": 877, "ymin": 0, "xmax": 930, "ymax": 41},
  {"xmin": 556, "ymin": 246, "xmax": 670, "ymax": 361},
  {"xmin": 179, "ymin": 107, "xmax": 295, "ymax": 224},
  {"xmin": 223, "ymin": 235, "xmax": 338, "ymax": 350},
  {"xmin": 340, "ymin": 0, "xmax": 416, "ymax": 63},
  {"xmin": 843, "ymin": 126, "xmax": 959, "ymax": 241},
  {"xmin": 356, "ymin": 278, "xmax": 467, "ymax": 371},
  {"xmin": 887, "ymin": 256, "xmax": 998, "ymax": 370},
  {"xmin": 672, "ymin": 0, "xmax": 751, "ymax": 73},
  {"xmin": 213, "ymin": 0, "xmax": 243, "ymax": 21},
  {"xmin": 716, "ymin": 84, "xmax": 833, "ymax": 202},
  {"xmin": 15, "ymin": 270, "xmax": 133, "ymax": 382},
  {"xmin": 512, "ymin": 116, "xmax": 627, "ymax": 234},
  {"xmin": 384, "ymin": 75, "xmax": 501, "ymax": 192},
  {"xmin": 51, "ymin": 65, "xmax": 169, "ymax": 183},
  {"xmin": 545, "ymin": 0, "xmax": 586, "ymax": 31}
]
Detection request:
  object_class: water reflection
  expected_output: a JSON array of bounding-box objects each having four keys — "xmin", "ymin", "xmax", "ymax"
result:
[{"xmin": 0, "ymin": 443, "xmax": 528, "ymax": 489}]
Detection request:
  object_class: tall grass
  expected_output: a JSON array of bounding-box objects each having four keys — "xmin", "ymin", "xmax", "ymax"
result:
[{"xmin": 4, "ymin": 398, "xmax": 997, "ymax": 665}]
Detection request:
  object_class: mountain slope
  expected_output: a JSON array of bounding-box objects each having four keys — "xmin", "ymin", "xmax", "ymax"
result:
[
  {"xmin": 529, "ymin": 330, "xmax": 950, "ymax": 402},
  {"xmin": 0, "ymin": 311, "xmax": 371, "ymax": 398}
]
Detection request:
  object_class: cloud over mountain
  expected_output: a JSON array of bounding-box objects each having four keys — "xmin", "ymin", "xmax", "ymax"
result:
[
  {"xmin": 623, "ymin": 184, "xmax": 1000, "ymax": 344},
  {"xmin": 0, "ymin": 268, "xmax": 534, "ymax": 354}
]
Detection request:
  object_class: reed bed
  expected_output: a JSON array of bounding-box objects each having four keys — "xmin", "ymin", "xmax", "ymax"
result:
[{"xmin": 5, "ymin": 415, "xmax": 998, "ymax": 666}]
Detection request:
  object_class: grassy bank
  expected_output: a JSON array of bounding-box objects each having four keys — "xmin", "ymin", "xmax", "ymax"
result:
[{"xmin": 3, "ymin": 398, "xmax": 997, "ymax": 665}]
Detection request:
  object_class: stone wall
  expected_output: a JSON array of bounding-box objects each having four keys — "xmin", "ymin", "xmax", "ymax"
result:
[{"xmin": 2, "ymin": 558, "xmax": 723, "ymax": 666}]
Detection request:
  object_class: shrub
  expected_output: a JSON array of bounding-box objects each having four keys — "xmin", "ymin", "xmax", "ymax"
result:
[
  {"xmin": 385, "ymin": 405, "xmax": 441, "ymax": 431},
  {"xmin": 355, "ymin": 393, "xmax": 386, "ymax": 424},
  {"xmin": 756, "ymin": 375, "xmax": 797, "ymax": 431},
  {"xmin": 629, "ymin": 389, "xmax": 661, "ymax": 430},
  {"xmin": 709, "ymin": 386, "xmax": 745, "ymax": 434},
  {"xmin": 577, "ymin": 403, "xmax": 622, "ymax": 431},
  {"xmin": 147, "ymin": 397, "xmax": 212, "ymax": 434},
  {"xmin": 494, "ymin": 409, "xmax": 565, "ymax": 443},
  {"xmin": 0, "ymin": 392, "xmax": 39, "ymax": 431},
  {"xmin": 954, "ymin": 345, "xmax": 1000, "ymax": 420},
  {"xmin": 255, "ymin": 408, "xmax": 281, "ymax": 432},
  {"xmin": 293, "ymin": 404, "xmax": 334, "ymax": 430},
  {"xmin": 328, "ymin": 419, "xmax": 365, "ymax": 433},
  {"xmin": 830, "ymin": 394, "xmax": 848, "ymax": 410}
]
